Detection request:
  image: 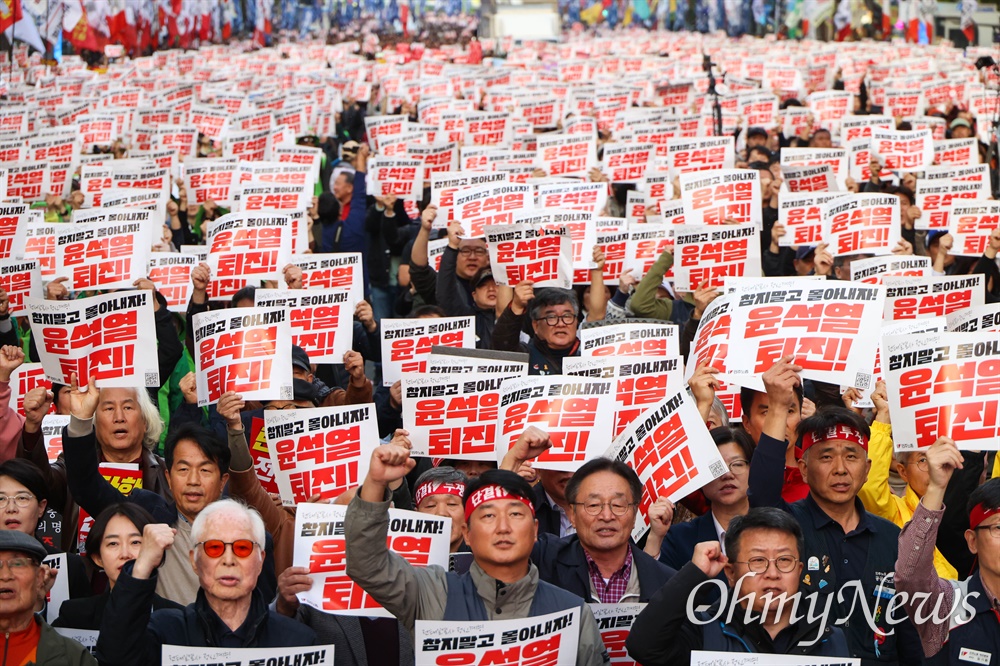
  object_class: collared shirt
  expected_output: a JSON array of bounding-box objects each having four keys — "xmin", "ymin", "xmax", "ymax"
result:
[
  {"xmin": 584, "ymin": 546, "xmax": 633, "ymax": 604},
  {"xmin": 544, "ymin": 491, "xmax": 576, "ymax": 538},
  {"xmin": 802, "ymin": 494, "xmax": 874, "ymax": 585},
  {"xmin": 711, "ymin": 512, "xmax": 727, "ymax": 556}
]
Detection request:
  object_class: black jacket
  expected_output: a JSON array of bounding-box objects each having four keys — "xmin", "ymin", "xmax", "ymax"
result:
[
  {"xmin": 626, "ymin": 562, "xmax": 849, "ymax": 665},
  {"xmin": 532, "ymin": 534, "xmax": 676, "ymax": 603},
  {"xmin": 532, "ymin": 483, "xmax": 563, "ymax": 537},
  {"xmin": 53, "ymin": 588, "xmax": 182, "ymax": 630},
  {"xmin": 96, "ymin": 563, "xmax": 316, "ymax": 666}
]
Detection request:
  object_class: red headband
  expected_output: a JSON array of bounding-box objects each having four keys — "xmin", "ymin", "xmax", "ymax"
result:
[
  {"xmin": 414, "ymin": 481, "xmax": 465, "ymax": 507},
  {"xmin": 801, "ymin": 424, "xmax": 868, "ymax": 453},
  {"xmin": 464, "ymin": 484, "xmax": 535, "ymax": 522},
  {"xmin": 970, "ymin": 502, "xmax": 999, "ymax": 530}
]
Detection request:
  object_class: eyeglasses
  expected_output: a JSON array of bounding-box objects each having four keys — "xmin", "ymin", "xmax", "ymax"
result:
[
  {"xmin": 196, "ymin": 540, "xmax": 259, "ymax": 559},
  {"xmin": 534, "ymin": 313, "xmax": 577, "ymax": 326},
  {"xmin": 734, "ymin": 556, "xmax": 799, "ymax": 573},
  {"xmin": 904, "ymin": 457, "xmax": 929, "ymax": 472},
  {"xmin": 725, "ymin": 459, "xmax": 750, "ymax": 474},
  {"xmin": 263, "ymin": 403, "xmax": 300, "ymax": 411},
  {"xmin": 974, "ymin": 524, "xmax": 1000, "ymax": 539},
  {"xmin": 0, "ymin": 558, "xmax": 34, "ymax": 572},
  {"xmin": 0, "ymin": 494, "xmax": 35, "ymax": 508},
  {"xmin": 572, "ymin": 501, "xmax": 637, "ymax": 516},
  {"xmin": 458, "ymin": 247, "xmax": 488, "ymax": 257}
]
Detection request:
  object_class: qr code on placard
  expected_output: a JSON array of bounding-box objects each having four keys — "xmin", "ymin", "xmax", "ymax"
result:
[
  {"xmin": 854, "ymin": 372, "xmax": 871, "ymax": 391},
  {"xmin": 709, "ymin": 460, "xmax": 727, "ymax": 479},
  {"xmin": 144, "ymin": 372, "xmax": 159, "ymax": 387},
  {"xmin": 279, "ymin": 385, "xmax": 293, "ymax": 400}
]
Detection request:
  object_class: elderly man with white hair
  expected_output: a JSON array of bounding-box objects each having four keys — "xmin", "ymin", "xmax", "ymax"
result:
[{"xmin": 94, "ymin": 499, "xmax": 315, "ymax": 666}]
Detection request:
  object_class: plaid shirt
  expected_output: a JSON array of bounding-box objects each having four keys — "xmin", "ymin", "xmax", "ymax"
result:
[{"xmin": 584, "ymin": 546, "xmax": 633, "ymax": 604}]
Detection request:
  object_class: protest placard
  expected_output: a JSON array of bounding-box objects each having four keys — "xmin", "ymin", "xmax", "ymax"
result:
[
  {"xmin": 76, "ymin": 463, "xmax": 143, "ymax": 553},
  {"xmin": 415, "ymin": 608, "xmax": 580, "ymax": 666},
  {"xmin": 725, "ymin": 278, "xmax": 885, "ymax": 389},
  {"xmin": 933, "ymin": 138, "xmax": 979, "ymax": 167},
  {"xmin": 674, "ymin": 223, "xmax": 761, "ymax": 290},
  {"xmin": 289, "ymin": 253, "xmax": 364, "ymax": 302},
  {"xmin": 591, "ymin": 603, "xmax": 646, "ymax": 666},
  {"xmin": 780, "ymin": 148, "xmax": 848, "ymax": 189},
  {"xmin": 947, "ymin": 202, "xmax": 1000, "ymax": 256},
  {"xmin": 822, "ymin": 194, "xmax": 900, "ymax": 256},
  {"xmin": 883, "ymin": 331, "xmax": 1000, "ymax": 451},
  {"xmin": 513, "ymin": 208, "xmax": 597, "ymax": 284},
  {"xmin": 5, "ymin": 163, "xmax": 50, "ymax": 203},
  {"xmin": 53, "ymin": 219, "xmax": 151, "ymax": 292},
  {"xmin": 667, "ymin": 136, "xmax": 735, "ymax": 176},
  {"xmin": 776, "ymin": 192, "xmax": 842, "ymax": 247},
  {"xmin": 493, "ymin": 375, "xmax": 615, "ymax": 471},
  {"xmin": 535, "ymin": 132, "xmax": 597, "ymax": 178},
  {"xmin": 204, "ymin": 213, "xmax": 292, "ymax": 293},
  {"xmin": 0, "ymin": 203, "xmax": 29, "ymax": 261},
  {"xmin": 42, "ymin": 553, "xmax": 69, "ymax": 625},
  {"xmin": 679, "ymin": 169, "xmax": 761, "ymax": 227},
  {"xmin": 161, "ymin": 646, "xmax": 334, "ymax": 666},
  {"xmin": 883, "ymin": 274, "xmax": 985, "ymax": 320},
  {"xmin": 8, "ymin": 363, "xmax": 52, "ymax": 420},
  {"xmin": 606, "ymin": 390, "xmax": 728, "ymax": 540},
  {"xmin": 849, "ymin": 255, "xmax": 931, "ymax": 285},
  {"xmin": 381, "ymin": 317, "xmax": 475, "ymax": 386},
  {"xmin": 0, "ymin": 259, "xmax": 40, "ymax": 315},
  {"xmin": 265, "ymin": 403, "xmax": 378, "ymax": 504},
  {"xmin": 425, "ymin": 347, "xmax": 528, "ymax": 376},
  {"xmin": 602, "ymin": 142, "xmax": 654, "ymax": 183},
  {"xmin": 564, "ymin": 356, "xmax": 684, "ymax": 439},
  {"xmin": 53, "ymin": 629, "xmax": 97, "ymax": 656},
  {"xmin": 185, "ymin": 159, "xmax": 239, "ymax": 206},
  {"xmin": 923, "ymin": 164, "xmax": 990, "ymax": 184},
  {"xmin": 870, "ymin": 128, "xmax": 934, "ymax": 172},
  {"xmin": 367, "ymin": 158, "xmax": 424, "ymax": 200},
  {"xmin": 254, "ymin": 288, "xmax": 356, "ymax": 363},
  {"xmin": 625, "ymin": 225, "xmax": 673, "ymax": 279},
  {"xmin": 26, "ymin": 291, "xmax": 158, "ymax": 388},
  {"xmin": 402, "ymin": 373, "xmax": 521, "ymax": 459},
  {"xmin": 947, "ymin": 303, "xmax": 1000, "ymax": 333},
  {"xmin": 781, "ymin": 164, "xmax": 837, "ymax": 193},
  {"xmin": 535, "ymin": 181, "xmax": 608, "ymax": 217},
  {"xmin": 684, "ymin": 293, "xmax": 743, "ymax": 419},
  {"xmin": 691, "ymin": 652, "xmax": 860, "ymax": 666},
  {"xmin": 246, "ymin": 417, "xmax": 280, "ymax": 495},
  {"xmin": 147, "ymin": 253, "xmax": 196, "ymax": 313},
  {"xmin": 191, "ymin": 307, "xmax": 292, "ymax": 406},
  {"xmin": 484, "ymin": 223, "xmax": 572, "ymax": 288},
  {"xmin": 21, "ymin": 222, "xmax": 56, "ymax": 279},
  {"xmin": 452, "ymin": 183, "xmax": 532, "ymax": 238},
  {"xmin": 293, "ymin": 503, "xmax": 449, "ymax": 616},
  {"xmin": 841, "ymin": 115, "xmax": 894, "ymax": 143},
  {"xmin": 914, "ymin": 179, "xmax": 989, "ymax": 231},
  {"xmin": 465, "ymin": 111, "xmax": 510, "ymax": 146},
  {"xmin": 579, "ymin": 321, "xmax": 679, "ymax": 358},
  {"xmin": 430, "ymin": 171, "xmax": 509, "ymax": 226}
]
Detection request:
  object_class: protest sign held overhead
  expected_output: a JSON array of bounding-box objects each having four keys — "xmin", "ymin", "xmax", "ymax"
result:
[
  {"xmin": 381, "ymin": 317, "xmax": 476, "ymax": 386},
  {"xmin": 822, "ymin": 194, "xmax": 901, "ymax": 257},
  {"xmin": 255, "ymin": 288, "xmax": 356, "ymax": 364},
  {"xmin": 484, "ymin": 223, "xmax": 573, "ymax": 289},
  {"xmin": 883, "ymin": 274, "xmax": 985, "ymax": 320},
  {"xmin": 674, "ymin": 222, "xmax": 761, "ymax": 290},
  {"xmin": 580, "ymin": 321, "xmax": 679, "ymax": 358}
]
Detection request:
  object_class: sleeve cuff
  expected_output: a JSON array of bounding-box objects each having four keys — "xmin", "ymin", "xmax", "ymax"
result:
[{"xmin": 67, "ymin": 414, "xmax": 94, "ymax": 438}]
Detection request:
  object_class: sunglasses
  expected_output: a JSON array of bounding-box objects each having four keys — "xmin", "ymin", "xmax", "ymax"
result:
[{"xmin": 196, "ymin": 539, "xmax": 258, "ymax": 559}]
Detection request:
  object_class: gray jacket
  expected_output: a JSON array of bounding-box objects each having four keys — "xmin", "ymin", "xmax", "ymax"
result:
[{"xmin": 344, "ymin": 492, "xmax": 609, "ymax": 666}]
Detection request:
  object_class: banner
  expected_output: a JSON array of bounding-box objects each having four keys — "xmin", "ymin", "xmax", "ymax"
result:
[
  {"xmin": 293, "ymin": 503, "xmax": 449, "ymax": 616},
  {"xmin": 679, "ymin": 169, "xmax": 761, "ymax": 227},
  {"xmin": 289, "ymin": 253, "xmax": 364, "ymax": 302},
  {"xmin": 161, "ymin": 646, "xmax": 334, "ymax": 666},
  {"xmin": 777, "ymin": 192, "xmax": 842, "ymax": 247},
  {"xmin": 484, "ymin": 224, "xmax": 572, "ymax": 288},
  {"xmin": 850, "ymin": 255, "xmax": 931, "ymax": 285},
  {"xmin": 580, "ymin": 322, "xmax": 679, "ymax": 358},
  {"xmin": 883, "ymin": 274, "xmax": 985, "ymax": 320},
  {"xmin": 415, "ymin": 608, "xmax": 580, "ymax": 666},
  {"xmin": 674, "ymin": 223, "xmax": 761, "ymax": 290},
  {"xmin": 265, "ymin": 403, "xmax": 378, "ymax": 505},
  {"xmin": 591, "ymin": 603, "xmax": 646, "ymax": 666},
  {"xmin": 191, "ymin": 307, "xmax": 293, "ymax": 406},
  {"xmin": 494, "ymin": 375, "xmax": 615, "ymax": 472},
  {"xmin": 725, "ymin": 277, "xmax": 885, "ymax": 389},
  {"xmin": 254, "ymin": 289, "xmax": 356, "ymax": 363},
  {"xmin": 606, "ymin": 390, "xmax": 728, "ymax": 540},
  {"xmin": 147, "ymin": 253, "xmax": 196, "ymax": 313},
  {"xmin": 381, "ymin": 317, "xmax": 476, "ymax": 386},
  {"xmin": 0, "ymin": 258, "xmax": 39, "ymax": 315},
  {"xmin": 402, "ymin": 373, "xmax": 522, "ymax": 459},
  {"xmin": 26, "ymin": 291, "xmax": 159, "ymax": 388},
  {"xmin": 883, "ymin": 331, "xmax": 1000, "ymax": 451},
  {"xmin": 821, "ymin": 194, "xmax": 900, "ymax": 256},
  {"xmin": 564, "ymin": 356, "xmax": 684, "ymax": 439}
]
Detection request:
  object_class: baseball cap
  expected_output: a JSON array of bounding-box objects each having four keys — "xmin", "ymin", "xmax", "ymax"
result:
[
  {"xmin": 291, "ymin": 345, "xmax": 312, "ymax": 373},
  {"xmin": 747, "ymin": 126, "xmax": 769, "ymax": 139},
  {"xmin": 470, "ymin": 266, "xmax": 495, "ymax": 291},
  {"xmin": 795, "ymin": 246, "xmax": 815, "ymax": 261},
  {"xmin": 927, "ymin": 230, "xmax": 948, "ymax": 246},
  {"xmin": 341, "ymin": 141, "xmax": 360, "ymax": 156},
  {"xmin": 0, "ymin": 530, "xmax": 48, "ymax": 563},
  {"xmin": 949, "ymin": 118, "xmax": 972, "ymax": 130}
]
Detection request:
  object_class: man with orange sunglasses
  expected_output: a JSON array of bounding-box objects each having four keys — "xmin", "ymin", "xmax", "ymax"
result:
[{"xmin": 94, "ymin": 499, "xmax": 317, "ymax": 666}]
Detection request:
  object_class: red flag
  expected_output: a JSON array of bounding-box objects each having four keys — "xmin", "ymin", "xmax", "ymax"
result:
[{"xmin": 0, "ymin": 0, "xmax": 23, "ymax": 34}]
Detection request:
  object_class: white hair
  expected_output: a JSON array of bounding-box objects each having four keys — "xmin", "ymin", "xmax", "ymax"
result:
[
  {"xmin": 99, "ymin": 386, "xmax": 164, "ymax": 451},
  {"xmin": 190, "ymin": 499, "xmax": 266, "ymax": 549}
]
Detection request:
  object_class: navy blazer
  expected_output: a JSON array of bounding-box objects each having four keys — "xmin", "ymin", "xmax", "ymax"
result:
[{"xmin": 532, "ymin": 534, "xmax": 676, "ymax": 602}]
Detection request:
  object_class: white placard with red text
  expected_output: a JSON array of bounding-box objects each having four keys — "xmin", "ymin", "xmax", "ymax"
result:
[
  {"xmin": 673, "ymin": 223, "xmax": 761, "ymax": 290},
  {"xmin": 948, "ymin": 202, "xmax": 1000, "ymax": 257},
  {"xmin": 849, "ymin": 255, "xmax": 931, "ymax": 285},
  {"xmin": 484, "ymin": 224, "xmax": 572, "ymax": 289},
  {"xmin": 680, "ymin": 169, "xmax": 762, "ymax": 227},
  {"xmin": 0, "ymin": 259, "xmax": 40, "ymax": 315},
  {"xmin": 289, "ymin": 253, "xmax": 364, "ymax": 303},
  {"xmin": 147, "ymin": 253, "xmax": 196, "ymax": 313},
  {"xmin": 579, "ymin": 322, "xmax": 679, "ymax": 358},
  {"xmin": 777, "ymin": 192, "xmax": 842, "ymax": 247},
  {"xmin": 821, "ymin": 194, "xmax": 901, "ymax": 257},
  {"xmin": 883, "ymin": 274, "xmax": 985, "ymax": 320},
  {"xmin": 254, "ymin": 289, "xmax": 356, "ymax": 364},
  {"xmin": 381, "ymin": 317, "xmax": 475, "ymax": 386}
]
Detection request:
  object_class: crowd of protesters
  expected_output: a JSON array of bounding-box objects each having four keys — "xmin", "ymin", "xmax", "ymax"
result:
[{"xmin": 0, "ymin": 27, "xmax": 999, "ymax": 666}]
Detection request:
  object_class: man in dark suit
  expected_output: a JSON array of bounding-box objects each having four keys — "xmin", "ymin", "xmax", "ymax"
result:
[{"xmin": 503, "ymin": 428, "xmax": 676, "ymax": 603}]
